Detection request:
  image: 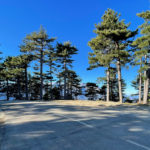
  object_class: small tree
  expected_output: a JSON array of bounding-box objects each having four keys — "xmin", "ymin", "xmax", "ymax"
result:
[
  {"xmin": 85, "ymin": 82, "xmax": 99, "ymax": 100},
  {"xmin": 19, "ymin": 54, "xmax": 33, "ymax": 100},
  {"xmin": 132, "ymin": 76, "xmax": 144, "ymax": 100},
  {"xmin": 2, "ymin": 56, "xmax": 24, "ymax": 100},
  {"xmin": 97, "ymin": 67, "xmax": 126, "ymax": 101}
]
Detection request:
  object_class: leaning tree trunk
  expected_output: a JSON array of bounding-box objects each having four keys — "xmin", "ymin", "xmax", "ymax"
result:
[
  {"xmin": 106, "ymin": 69, "xmax": 110, "ymax": 102},
  {"xmin": 117, "ymin": 59, "xmax": 123, "ymax": 103},
  {"xmin": 40, "ymin": 49, "xmax": 43, "ymax": 101},
  {"xmin": 138, "ymin": 59, "xmax": 142, "ymax": 104},
  {"xmin": 25, "ymin": 66, "xmax": 29, "ymax": 100}
]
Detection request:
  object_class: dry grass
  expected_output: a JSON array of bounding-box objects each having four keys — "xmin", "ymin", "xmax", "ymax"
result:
[
  {"xmin": 53, "ymin": 100, "xmax": 123, "ymax": 107},
  {"xmin": 0, "ymin": 109, "xmax": 5, "ymax": 124}
]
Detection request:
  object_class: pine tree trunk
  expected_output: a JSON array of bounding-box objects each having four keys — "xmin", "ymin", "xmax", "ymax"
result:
[
  {"xmin": 28, "ymin": 75, "xmax": 31, "ymax": 100},
  {"xmin": 76, "ymin": 87, "xmax": 78, "ymax": 100},
  {"xmin": 49, "ymin": 63, "xmax": 53, "ymax": 100},
  {"xmin": 143, "ymin": 55, "xmax": 147, "ymax": 104},
  {"xmin": 17, "ymin": 77, "xmax": 21, "ymax": 100},
  {"xmin": 70, "ymin": 82, "xmax": 73, "ymax": 99},
  {"xmin": 139, "ymin": 72, "xmax": 142, "ymax": 104},
  {"xmin": 110, "ymin": 81, "xmax": 113, "ymax": 101},
  {"xmin": 67, "ymin": 79, "xmax": 69, "ymax": 98},
  {"xmin": 106, "ymin": 69, "xmax": 110, "ymax": 102},
  {"xmin": 50, "ymin": 78, "xmax": 53, "ymax": 100},
  {"xmin": 6, "ymin": 79, "xmax": 9, "ymax": 101},
  {"xmin": 25, "ymin": 66, "xmax": 29, "ymax": 100},
  {"xmin": 139, "ymin": 59, "xmax": 142, "ymax": 104},
  {"xmin": 58, "ymin": 78, "xmax": 61, "ymax": 99},
  {"xmin": 143, "ymin": 78, "xmax": 149, "ymax": 104},
  {"xmin": 64, "ymin": 61, "xmax": 67, "ymax": 99},
  {"xmin": 117, "ymin": 60, "xmax": 123, "ymax": 103},
  {"xmin": 143, "ymin": 71, "xmax": 146, "ymax": 102},
  {"xmin": 40, "ymin": 49, "xmax": 43, "ymax": 100}
]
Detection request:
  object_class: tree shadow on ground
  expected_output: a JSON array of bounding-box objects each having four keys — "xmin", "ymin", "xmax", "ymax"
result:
[{"xmin": 1, "ymin": 101, "xmax": 150, "ymax": 150}]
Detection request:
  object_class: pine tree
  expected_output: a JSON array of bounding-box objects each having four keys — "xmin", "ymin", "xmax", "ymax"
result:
[
  {"xmin": 0, "ymin": 51, "xmax": 4, "ymax": 96},
  {"xmin": 94, "ymin": 9, "xmax": 137, "ymax": 103},
  {"xmin": 66, "ymin": 70, "xmax": 82, "ymax": 99},
  {"xmin": 70, "ymin": 72, "xmax": 82, "ymax": 100},
  {"xmin": 88, "ymin": 34, "xmax": 114, "ymax": 102},
  {"xmin": 19, "ymin": 54, "xmax": 33, "ymax": 100},
  {"xmin": 56, "ymin": 71, "xmax": 64, "ymax": 99},
  {"xmin": 1, "ymin": 60, "xmax": 12, "ymax": 101},
  {"xmin": 51, "ymin": 87, "xmax": 61, "ymax": 100},
  {"xmin": 99, "ymin": 85, "xmax": 106, "ymax": 100},
  {"xmin": 132, "ymin": 75, "xmax": 144, "ymax": 100},
  {"xmin": 56, "ymin": 69, "xmax": 81, "ymax": 100},
  {"xmin": 45, "ymin": 44, "xmax": 57, "ymax": 100},
  {"xmin": 29, "ymin": 75, "xmax": 41, "ymax": 100},
  {"xmin": 56, "ymin": 42, "xmax": 78, "ymax": 99},
  {"xmin": 132, "ymin": 10, "xmax": 150, "ymax": 104},
  {"xmin": 97, "ymin": 67, "xmax": 126, "ymax": 101},
  {"xmin": 20, "ymin": 26, "xmax": 55, "ymax": 100},
  {"xmin": 131, "ymin": 45, "xmax": 144, "ymax": 103},
  {"xmin": 2, "ymin": 56, "xmax": 24, "ymax": 100},
  {"xmin": 85, "ymin": 82, "xmax": 99, "ymax": 100},
  {"xmin": 20, "ymin": 41, "xmax": 34, "ymax": 100}
]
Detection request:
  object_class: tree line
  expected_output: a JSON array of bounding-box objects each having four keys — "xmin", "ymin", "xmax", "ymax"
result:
[
  {"xmin": 0, "ymin": 26, "xmax": 83, "ymax": 101},
  {"xmin": 0, "ymin": 9, "xmax": 150, "ymax": 104}
]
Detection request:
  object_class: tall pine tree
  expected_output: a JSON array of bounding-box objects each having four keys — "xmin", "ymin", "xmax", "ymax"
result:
[
  {"xmin": 132, "ymin": 11, "xmax": 150, "ymax": 104},
  {"xmin": 45, "ymin": 44, "xmax": 57, "ymax": 100},
  {"xmin": 94, "ymin": 9, "xmax": 137, "ymax": 103},
  {"xmin": 20, "ymin": 26, "xmax": 55, "ymax": 100},
  {"xmin": 56, "ymin": 42, "xmax": 78, "ymax": 99},
  {"xmin": 88, "ymin": 33, "xmax": 114, "ymax": 102}
]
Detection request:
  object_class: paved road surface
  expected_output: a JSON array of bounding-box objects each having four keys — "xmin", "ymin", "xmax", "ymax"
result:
[{"xmin": 1, "ymin": 101, "xmax": 150, "ymax": 150}]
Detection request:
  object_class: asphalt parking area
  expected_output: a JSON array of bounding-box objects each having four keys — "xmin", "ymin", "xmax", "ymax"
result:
[{"xmin": 1, "ymin": 101, "xmax": 150, "ymax": 150}]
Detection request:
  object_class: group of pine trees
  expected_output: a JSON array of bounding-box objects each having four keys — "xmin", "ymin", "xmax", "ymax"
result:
[
  {"xmin": 0, "ymin": 26, "xmax": 82, "ymax": 101},
  {"xmin": 88, "ymin": 9, "xmax": 150, "ymax": 104},
  {"xmin": 0, "ymin": 9, "xmax": 150, "ymax": 104}
]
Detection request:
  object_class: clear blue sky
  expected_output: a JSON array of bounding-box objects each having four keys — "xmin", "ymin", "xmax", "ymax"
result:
[{"xmin": 0, "ymin": 0, "xmax": 149, "ymax": 95}]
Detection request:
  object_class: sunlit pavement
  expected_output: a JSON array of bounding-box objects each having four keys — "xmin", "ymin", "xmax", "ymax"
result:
[{"xmin": 1, "ymin": 101, "xmax": 150, "ymax": 150}]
